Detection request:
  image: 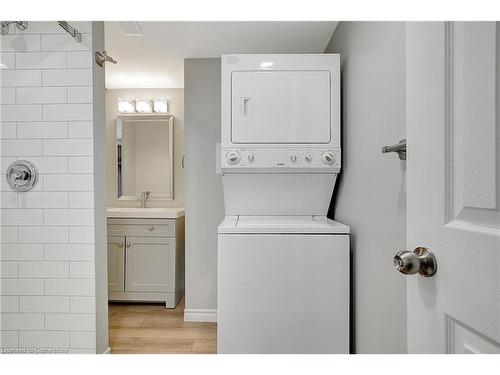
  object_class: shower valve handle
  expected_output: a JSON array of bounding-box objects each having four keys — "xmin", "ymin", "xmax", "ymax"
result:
[{"xmin": 6, "ymin": 160, "xmax": 39, "ymax": 192}]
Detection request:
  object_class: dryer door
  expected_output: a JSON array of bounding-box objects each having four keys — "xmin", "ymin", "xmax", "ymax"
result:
[{"xmin": 231, "ymin": 70, "xmax": 331, "ymax": 144}]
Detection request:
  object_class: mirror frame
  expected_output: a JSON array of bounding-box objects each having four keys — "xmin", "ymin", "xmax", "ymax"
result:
[{"xmin": 116, "ymin": 114, "xmax": 174, "ymax": 202}]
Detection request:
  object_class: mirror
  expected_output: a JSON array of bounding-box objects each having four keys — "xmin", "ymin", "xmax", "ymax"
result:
[{"xmin": 116, "ymin": 115, "xmax": 174, "ymax": 201}]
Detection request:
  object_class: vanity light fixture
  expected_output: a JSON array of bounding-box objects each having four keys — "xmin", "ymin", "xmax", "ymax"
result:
[
  {"xmin": 153, "ymin": 98, "xmax": 168, "ymax": 113},
  {"xmin": 136, "ymin": 98, "xmax": 152, "ymax": 113},
  {"xmin": 118, "ymin": 98, "xmax": 135, "ymax": 113}
]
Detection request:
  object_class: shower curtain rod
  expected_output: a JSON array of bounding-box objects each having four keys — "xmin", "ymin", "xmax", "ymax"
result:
[{"xmin": 57, "ymin": 21, "xmax": 81, "ymax": 42}]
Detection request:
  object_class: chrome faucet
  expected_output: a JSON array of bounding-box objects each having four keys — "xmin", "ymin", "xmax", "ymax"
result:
[{"xmin": 140, "ymin": 191, "xmax": 152, "ymax": 208}]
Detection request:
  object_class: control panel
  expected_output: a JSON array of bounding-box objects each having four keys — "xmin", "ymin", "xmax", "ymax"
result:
[{"xmin": 221, "ymin": 147, "xmax": 341, "ymax": 173}]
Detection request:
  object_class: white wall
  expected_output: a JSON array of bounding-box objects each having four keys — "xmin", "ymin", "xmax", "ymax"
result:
[
  {"xmin": 0, "ymin": 21, "xmax": 102, "ymax": 353},
  {"xmin": 105, "ymin": 88, "xmax": 184, "ymax": 208},
  {"xmin": 183, "ymin": 59, "xmax": 224, "ymax": 321},
  {"xmin": 324, "ymin": 22, "xmax": 407, "ymax": 353}
]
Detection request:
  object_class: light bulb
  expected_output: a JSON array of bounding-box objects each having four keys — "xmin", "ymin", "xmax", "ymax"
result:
[
  {"xmin": 118, "ymin": 98, "xmax": 135, "ymax": 113},
  {"xmin": 135, "ymin": 98, "xmax": 152, "ymax": 113},
  {"xmin": 153, "ymin": 98, "xmax": 168, "ymax": 113}
]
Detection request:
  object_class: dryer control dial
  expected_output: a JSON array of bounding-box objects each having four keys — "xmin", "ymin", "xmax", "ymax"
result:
[
  {"xmin": 248, "ymin": 153, "xmax": 255, "ymax": 162},
  {"xmin": 226, "ymin": 151, "xmax": 241, "ymax": 165},
  {"xmin": 322, "ymin": 151, "xmax": 336, "ymax": 165},
  {"xmin": 304, "ymin": 154, "xmax": 312, "ymax": 163},
  {"xmin": 290, "ymin": 154, "xmax": 297, "ymax": 163}
]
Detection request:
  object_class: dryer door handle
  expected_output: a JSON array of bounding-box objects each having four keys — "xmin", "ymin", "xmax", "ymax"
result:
[{"xmin": 240, "ymin": 97, "xmax": 252, "ymax": 116}]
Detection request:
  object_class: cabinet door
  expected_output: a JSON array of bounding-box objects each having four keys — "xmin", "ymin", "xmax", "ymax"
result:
[
  {"xmin": 125, "ymin": 236, "xmax": 175, "ymax": 293},
  {"xmin": 107, "ymin": 236, "xmax": 125, "ymax": 292}
]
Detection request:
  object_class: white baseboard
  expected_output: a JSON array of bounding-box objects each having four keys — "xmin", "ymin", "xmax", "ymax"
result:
[{"xmin": 184, "ymin": 309, "xmax": 217, "ymax": 323}]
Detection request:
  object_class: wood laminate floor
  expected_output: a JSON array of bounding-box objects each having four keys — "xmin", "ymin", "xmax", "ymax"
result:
[{"xmin": 108, "ymin": 298, "xmax": 217, "ymax": 354}]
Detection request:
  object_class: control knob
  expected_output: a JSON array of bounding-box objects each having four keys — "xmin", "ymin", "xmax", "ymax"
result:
[
  {"xmin": 322, "ymin": 151, "xmax": 336, "ymax": 165},
  {"xmin": 304, "ymin": 154, "xmax": 312, "ymax": 163},
  {"xmin": 290, "ymin": 154, "xmax": 297, "ymax": 163},
  {"xmin": 248, "ymin": 153, "xmax": 254, "ymax": 162},
  {"xmin": 226, "ymin": 151, "xmax": 240, "ymax": 165}
]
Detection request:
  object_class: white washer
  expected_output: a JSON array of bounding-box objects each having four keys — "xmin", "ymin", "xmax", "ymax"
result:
[
  {"xmin": 218, "ymin": 54, "xmax": 349, "ymax": 353},
  {"xmin": 218, "ymin": 216, "xmax": 349, "ymax": 354}
]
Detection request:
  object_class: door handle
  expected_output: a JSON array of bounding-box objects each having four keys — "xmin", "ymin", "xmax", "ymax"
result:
[{"xmin": 393, "ymin": 247, "xmax": 437, "ymax": 277}]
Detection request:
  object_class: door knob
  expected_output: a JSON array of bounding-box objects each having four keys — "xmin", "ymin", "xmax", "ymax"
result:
[{"xmin": 393, "ymin": 247, "xmax": 437, "ymax": 277}]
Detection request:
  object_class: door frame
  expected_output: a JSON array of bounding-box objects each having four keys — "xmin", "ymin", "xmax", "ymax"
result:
[{"xmin": 91, "ymin": 21, "xmax": 110, "ymax": 354}]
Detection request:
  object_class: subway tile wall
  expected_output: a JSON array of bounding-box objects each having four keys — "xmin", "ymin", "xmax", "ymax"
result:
[{"xmin": 1, "ymin": 21, "xmax": 96, "ymax": 353}]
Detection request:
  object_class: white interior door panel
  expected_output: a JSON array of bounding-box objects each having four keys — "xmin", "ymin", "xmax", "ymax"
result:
[{"xmin": 406, "ymin": 21, "xmax": 500, "ymax": 353}]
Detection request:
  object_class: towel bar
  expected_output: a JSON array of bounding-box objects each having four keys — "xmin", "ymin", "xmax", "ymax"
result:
[{"xmin": 382, "ymin": 138, "xmax": 406, "ymax": 160}]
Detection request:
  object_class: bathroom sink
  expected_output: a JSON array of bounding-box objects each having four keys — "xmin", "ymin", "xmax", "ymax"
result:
[{"xmin": 106, "ymin": 207, "xmax": 185, "ymax": 219}]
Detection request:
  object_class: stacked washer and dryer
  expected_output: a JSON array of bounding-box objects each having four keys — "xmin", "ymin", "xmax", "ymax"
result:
[{"xmin": 217, "ymin": 54, "xmax": 349, "ymax": 353}]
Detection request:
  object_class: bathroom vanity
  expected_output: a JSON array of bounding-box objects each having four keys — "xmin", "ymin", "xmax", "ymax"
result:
[{"xmin": 106, "ymin": 207, "xmax": 185, "ymax": 308}]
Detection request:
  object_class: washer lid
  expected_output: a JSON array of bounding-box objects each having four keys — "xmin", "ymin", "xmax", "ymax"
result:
[{"xmin": 218, "ymin": 216, "xmax": 349, "ymax": 234}]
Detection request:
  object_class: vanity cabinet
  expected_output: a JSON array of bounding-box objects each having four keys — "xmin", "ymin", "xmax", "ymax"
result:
[{"xmin": 107, "ymin": 217, "xmax": 184, "ymax": 308}]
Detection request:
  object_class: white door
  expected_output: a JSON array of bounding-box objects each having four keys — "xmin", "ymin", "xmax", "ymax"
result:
[
  {"xmin": 406, "ymin": 22, "xmax": 500, "ymax": 353},
  {"xmin": 107, "ymin": 236, "xmax": 125, "ymax": 292},
  {"xmin": 125, "ymin": 236, "xmax": 175, "ymax": 293},
  {"xmin": 231, "ymin": 71, "xmax": 331, "ymax": 143}
]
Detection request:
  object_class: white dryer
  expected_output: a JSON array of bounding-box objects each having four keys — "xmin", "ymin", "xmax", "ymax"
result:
[{"xmin": 218, "ymin": 54, "xmax": 349, "ymax": 353}]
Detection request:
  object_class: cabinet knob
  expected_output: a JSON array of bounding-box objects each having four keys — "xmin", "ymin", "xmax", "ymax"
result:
[
  {"xmin": 126, "ymin": 242, "xmax": 131, "ymax": 248},
  {"xmin": 118, "ymin": 242, "xmax": 124, "ymax": 248},
  {"xmin": 148, "ymin": 226, "xmax": 154, "ymax": 231}
]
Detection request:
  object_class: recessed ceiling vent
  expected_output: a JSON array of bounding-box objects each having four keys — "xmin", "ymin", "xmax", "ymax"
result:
[{"xmin": 119, "ymin": 21, "xmax": 144, "ymax": 37}]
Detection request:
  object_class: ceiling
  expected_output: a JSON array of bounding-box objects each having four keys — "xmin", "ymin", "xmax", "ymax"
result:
[{"xmin": 104, "ymin": 21, "xmax": 338, "ymax": 89}]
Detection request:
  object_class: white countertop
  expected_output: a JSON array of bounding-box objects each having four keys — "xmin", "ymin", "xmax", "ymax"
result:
[{"xmin": 107, "ymin": 207, "xmax": 185, "ymax": 219}]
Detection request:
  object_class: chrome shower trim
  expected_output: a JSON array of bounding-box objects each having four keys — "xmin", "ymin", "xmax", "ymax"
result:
[
  {"xmin": 57, "ymin": 21, "xmax": 82, "ymax": 42},
  {"xmin": 95, "ymin": 51, "xmax": 118, "ymax": 67},
  {"xmin": 1, "ymin": 21, "xmax": 28, "ymax": 36}
]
